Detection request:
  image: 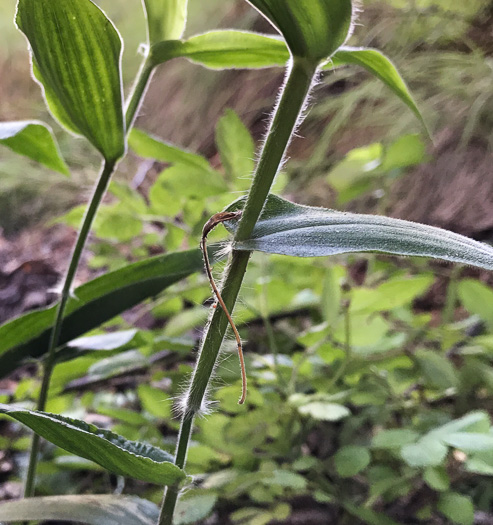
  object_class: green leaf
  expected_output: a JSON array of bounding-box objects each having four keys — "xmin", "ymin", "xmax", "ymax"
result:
[
  {"xmin": 245, "ymin": 0, "xmax": 354, "ymax": 62},
  {"xmin": 458, "ymin": 279, "xmax": 493, "ymax": 330},
  {"xmin": 67, "ymin": 330, "xmax": 137, "ymax": 351},
  {"xmin": 329, "ymin": 47, "xmax": 428, "ymax": 133},
  {"xmin": 129, "ymin": 128, "xmax": 210, "ymax": 170},
  {"xmin": 0, "ymin": 405, "xmax": 184, "ymax": 485},
  {"xmin": 380, "ymin": 134, "xmax": 426, "ymax": 171},
  {"xmin": 224, "ymin": 194, "xmax": 493, "ymax": 271},
  {"xmin": 430, "ymin": 411, "xmax": 491, "ymax": 437},
  {"xmin": 216, "ymin": 109, "xmax": 255, "ymax": 187},
  {"xmin": 0, "ymin": 495, "xmax": 159, "ymax": 525},
  {"xmin": 150, "ymin": 32, "xmax": 425, "ymax": 129},
  {"xmin": 334, "ymin": 446, "xmax": 371, "ymax": 477},
  {"xmin": 423, "ymin": 466, "xmax": 450, "ymax": 492},
  {"xmin": 0, "ymin": 120, "xmax": 69, "ymax": 175},
  {"xmin": 401, "ymin": 436, "xmax": 448, "ymax": 468},
  {"xmin": 297, "ymin": 402, "xmax": 350, "ymax": 421},
  {"xmin": 16, "ymin": 0, "xmax": 125, "ymax": 162},
  {"xmin": 174, "ymin": 493, "xmax": 218, "ymax": 525},
  {"xmin": 263, "ymin": 470, "xmax": 307, "ymax": 490},
  {"xmin": 442, "ymin": 433, "xmax": 493, "ymax": 453},
  {"xmin": 143, "ymin": 0, "xmax": 187, "ymax": 44},
  {"xmin": 415, "ymin": 350, "xmax": 459, "ymax": 390},
  {"xmin": 150, "ymin": 30, "xmax": 289, "ymax": 69},
  {"xmin": 372, "ymin": 429, "xmax": 419, "ymax": 449},
  {"xmin": 0, "ymin": 248, "xmax": 218, "ymax": 377},
  {"xmin": 438, "ymin": 493, "xmax": 474, "ymax": 525}
]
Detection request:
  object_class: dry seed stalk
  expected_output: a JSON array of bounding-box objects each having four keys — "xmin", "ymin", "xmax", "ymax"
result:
[{"xmin": 200, "ymin": 211, "xmax": 246, "ymax": 404}]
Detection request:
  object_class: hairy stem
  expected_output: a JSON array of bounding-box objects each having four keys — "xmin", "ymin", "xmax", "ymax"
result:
[
  {"xmin": 158, "ymin": 57, "xmax": 318, "ymax": 525},
  {"xmin": 24, "ymin": 55, "xmax": 154, "ymax": 498}
]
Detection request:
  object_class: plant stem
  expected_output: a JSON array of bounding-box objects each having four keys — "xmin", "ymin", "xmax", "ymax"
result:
[
  {"xmin": 158, "ymin": 57, "xmax": 318, "ymax": 525},
  {"xmin": 23, "ymin": 54, "xmax": 154, "ymax": 498}
]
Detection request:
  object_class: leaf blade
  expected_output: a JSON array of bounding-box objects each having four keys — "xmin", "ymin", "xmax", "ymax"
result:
[
  {"xmin": 0, "ymin": 495, "xmax": 159, "ymax": 525},
  {"xmin": 16, "ymin": 0, "xmax": 125, "ymax": 161},
  {"xmin": 0, "ymin": 248, "xmax": 219, "ymax": 377},
  {"xmin": 0, "ymin": 120, "xmax": 69, "ymax": 175},
  {"xmin": 224, "ymin": 195, "xmax": 493, "ymax": 271},
  {"xmin": 329, "ymin": 47, "xmax": 429, "ymax": 134},
  {"xmin": 0, "ymin": 405, "xmax": 184, "ymax": 485}
]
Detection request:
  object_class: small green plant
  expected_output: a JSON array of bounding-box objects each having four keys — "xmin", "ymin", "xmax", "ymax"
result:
[{"xmin": 1, "ymin": 0, "xmax": 493, "ymax": 524}]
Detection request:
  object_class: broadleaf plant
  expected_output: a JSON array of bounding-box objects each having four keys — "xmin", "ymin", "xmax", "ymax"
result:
[
  {"xmin": 0, "ymin": 405, "xmax": 185, "ymax": 485},
  {"xmin": 0, "ymin": 120, "xmax": 69, "ymax": 175}
]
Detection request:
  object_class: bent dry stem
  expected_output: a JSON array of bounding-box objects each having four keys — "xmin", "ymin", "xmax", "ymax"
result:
[
  {"xmin": 159, "ymin": 57, "xmax": 318, "ymax": 525},
  {"xmin": 201, "ymin": 211, "xmax": 246, "ymax": 405},
  {"xmin": 23, "ymin": 56, "xmax": 155, "ymax": 498}
]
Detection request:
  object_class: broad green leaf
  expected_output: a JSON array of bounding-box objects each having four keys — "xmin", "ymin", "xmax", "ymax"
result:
[
  {"xmin": 380, "ymin": 134, "xmax": 426, "ymax": 171},
  {"xmin": 372, "ymin": 429, "xmax": 419, "ymax": 449},
  {"xmin": 129, "ymin": 128, "xmax": 210, "ymax": 170},
  {"xmin": 67, "ymin": 330, "xmax": 137, "ymax": 351},
  {"xmin": 263, "ymin": 470, "xmax": 307, "ymax": 490},
  {"xmin": 143, "ymin": 0, "xmax": 188, "ymax": 44},
  {"xmin": 401, "ymin": 436, "xmax": 448, "ymax": 468},
  {"xmin": 329, "ymin": 47, "xmax": 428, "ymax": 132},
  {"xmin": 350, "ymin": 275, "xmax": 433, "ymax": 314},
  {"xmin": 423, "ymin": 466, "xmax": 450, "ymax": 492},
  {"xmin": 174, "ymin": 493, "xmax": 218, "ymax": 525},
  {"xmin": 224, "ymin": 194, "xmax": 493, "ymax": 271},
  {"xmin": 438, "ymin": 493, "xmax": 474, "ymax": 525},
  {"xmin": 466, "ymin": 451, "xmax": 493, "ymax": 476},
  {"xmin": 415, "ymin": 350, "xmax": 459, "ymax": 390},
  {"xmin": 0, "ymin": 248, "xmax": 218, "ymax": 377},
  {"xmin": 442, "ymin": 432, "xmax": 493, "ymax": 453},
  {"xmin": 334, "ymin": 446, "xmax": 371, "ymax": 477},
  {"xmin": 0, "ymin": 120, "xmax": 69, "ymax": 175},
  {"xmin": 458, "ymin": 279, "xmax": 493, "ymax": 330},
  {"xmin": 150, "ymin": 30, "xmax": 289, "ymax": 69},
  {"xmin": 216, "ymin": 109, "xmax": 255, "ymax": 188},
  {"xmin": 0, "ymin": 495, "xmax": 159, "ymax": 525},
  {"xmin": 16, "ymin": 0, "xmax": 125, "ymax": 162},
  {"xmin": 297, "ymin": 402, "xmax": 350, "ymax": 421},
  {"xmin": 0, "ymin": 405, "xmax": 184, "ymax": 485},
  {"xmin": 245, "ymin": 0, "xmax": 354, "ymax": 62},
  {"xmin": 138, "ymin": 384, "xmax": 172, "ymax": 419}
]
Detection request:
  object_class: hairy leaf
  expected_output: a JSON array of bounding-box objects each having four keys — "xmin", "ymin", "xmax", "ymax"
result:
[
  {"xmin": 0, "ymin": 495, "xmax": 159, "ymax": 525},
  {"xmin": 16, "ymin": 0, "xmax": 125, "ymax": 162},
  {"xmin": 224, "ymin": 194, "xmax": 493, "ymax": 270},
  {"xmin": 0, "ymin": 248, "xmax": 218, "ymax": 377},
  {"xmin": 0, "ymin": 405, "xmax": 184, "ymax": 485},
  {"xmin": 0, "ymin": 120, "xmax": 69, "ymax": 175}
]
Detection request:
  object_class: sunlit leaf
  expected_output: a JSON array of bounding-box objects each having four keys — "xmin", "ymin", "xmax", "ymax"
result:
[
  {"xmin": 129, "ymin": 128, "xmax": 210, "ymax": 170},
  {"xmin": 224, "ymin": 194, "xmax": 493, "ymax": 270},
  {"xmin": 0, "ymin": 404, "xmax": 184, "ymax": 485},
  {"xmin": 16, "ymin": 0, "xmax": 125, "ymax": 162},
  {"xmin": 150, "ymin": 30, "xmax": 289, "ymax": 69},
  {"xmin": 0, "ymin": 495, "xmax": 159, "ymax": 525},
  {"xmin": 0, "ymin": 120, "xmax": 69, "ymax": 175}
]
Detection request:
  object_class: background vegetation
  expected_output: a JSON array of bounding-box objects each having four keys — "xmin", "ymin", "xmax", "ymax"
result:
[{"xmin": 1, "ymin": 0, "xmax": 493, "ymax": 523}]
